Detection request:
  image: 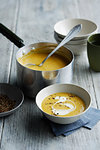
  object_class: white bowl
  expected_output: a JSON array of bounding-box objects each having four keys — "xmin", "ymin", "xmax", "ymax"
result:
[
  {"xmin": 54, "ymin": 18, "xmax": 98, "ymax": 40},
  {"xmin": 64, "ymin": 44, "xmax": 87, "ymax": 56},
  {"xmin": 36, "ymin": 84, "xmax": 91, "ymax": 124},
  {"xmin": 54, "ymin": 31, "xmax": 87, "ymax": 44},
  {"xmin": 54, "ymin": 32, "xmax": 87, "ymax": 55}
]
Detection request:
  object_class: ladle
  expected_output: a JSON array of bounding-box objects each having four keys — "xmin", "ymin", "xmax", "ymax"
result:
[{"xmin": 25, "ymin": 24, "xmax": 82, "ymax": 67}]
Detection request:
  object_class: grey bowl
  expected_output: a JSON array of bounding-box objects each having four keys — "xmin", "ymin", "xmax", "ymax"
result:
[{"xmin": 0, "ymin": 83, "xmax": 24, "ymax": 117}]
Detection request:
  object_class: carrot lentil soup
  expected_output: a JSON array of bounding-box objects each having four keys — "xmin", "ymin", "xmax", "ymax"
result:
[
  {"xmin": 41, "ymin": 92, "xmax": 86, "ymax": 117},
  {"xmin": 18, "ymin": 51, "xmax": 69, "ymax": 71}
]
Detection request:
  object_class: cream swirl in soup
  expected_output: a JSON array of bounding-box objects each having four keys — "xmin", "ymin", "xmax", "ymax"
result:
[{"xmin": 41, "ymin": 93, "xmax": 86, "ymax": 117}]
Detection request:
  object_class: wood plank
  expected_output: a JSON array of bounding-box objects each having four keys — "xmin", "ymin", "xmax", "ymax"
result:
[
  {"xmin": 73, "ymin": 0, "xmax": 100, "ymax": 149},
  {"xmin": 0, "ymin": 0, "xmax": 78, "ymax": 149},
  {"xmin": 90, "ymin": 71, "xmax": 100, "ymax": 108},
  {"xmin": 76, "ymin": 0, "xmax": 100, "ymax": 109},
  {"xmin": 76, "ymin": 0, "xmax": 100, "ymax": 107},
  {"xmin": 0, "ymin": 0, "xmax": 19, "ymax": 83},
  {"xmin": 0, "ymin": 0, "xmax": 20, "ymax": 147}
]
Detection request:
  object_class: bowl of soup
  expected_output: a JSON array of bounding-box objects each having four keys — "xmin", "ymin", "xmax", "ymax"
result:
[
  {"xmin": 16, "ymin": 42, "xmax": 74, "ymax": 97},
  {"xmin": 36, "ymin": 84, "xmax": 91, "ymax": 124}
]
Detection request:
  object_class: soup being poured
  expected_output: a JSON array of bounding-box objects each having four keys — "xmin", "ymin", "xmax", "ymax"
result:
[
  {"xmin": 41, "ymin": 92, "xmax": 86, "ymax": 117},
  {"xmin": 18, "ymin": 51, "xmax": 69, "ymax": 71}
]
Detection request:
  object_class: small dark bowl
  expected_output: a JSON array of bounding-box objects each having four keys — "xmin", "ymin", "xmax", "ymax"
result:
[{"xmin": 0, "ymin": 83, "xmax": 24, "ymax": 117}]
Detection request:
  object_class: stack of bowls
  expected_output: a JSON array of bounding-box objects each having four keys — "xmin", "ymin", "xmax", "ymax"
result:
[{"xmin": 54, "ymin": 19, "xmax": 98, "ymax": 55}]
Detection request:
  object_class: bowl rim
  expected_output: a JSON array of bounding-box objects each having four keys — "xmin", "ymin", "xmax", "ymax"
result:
[
  {"xmin": 55, "ymin": 32, "xmax": 88, "ymax": 42},
  {"xmin": 36, "ymin": 83, "xmax": 91, "ymax": 119},
  {"xmin": 0, "ymin": 83, "xmax": 24, "ymax": 116},
  {"xmin": 55, "ymin": 34, "xmax": 87, "ymax": 45},
  {"xmin": 54, "ymin": 18, "xmax": 98, "ymax": 38}
]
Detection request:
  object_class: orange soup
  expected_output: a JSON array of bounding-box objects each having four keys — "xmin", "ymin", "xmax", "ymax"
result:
[
  {"xmin": 18, "ymin": 51, "xmax": 69, "ymax": 71},
  {"xmin": 41, "ymin": 92, "xmax": 86, "ymax": 117}
]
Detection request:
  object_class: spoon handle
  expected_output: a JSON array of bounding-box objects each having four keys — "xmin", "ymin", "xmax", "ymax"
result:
[{"xmin": 39, "ymin": 24, "xmax": 82, "ymax": 66}]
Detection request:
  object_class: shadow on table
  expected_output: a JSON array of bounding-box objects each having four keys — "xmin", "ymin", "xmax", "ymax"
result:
[{"xmin": 22, "ymin": 109, "xmax": 55, "ymax": 139}]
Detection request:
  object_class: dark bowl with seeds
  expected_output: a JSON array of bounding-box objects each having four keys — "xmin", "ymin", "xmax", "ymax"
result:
[{"xmin": 0, "ymin": 83, "xmax": 24, "ymax": 117}]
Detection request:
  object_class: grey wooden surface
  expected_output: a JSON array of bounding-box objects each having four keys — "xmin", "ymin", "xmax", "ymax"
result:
[{"xmin": 0, "ymin": 0, "xmax": 100, "ymax": 149}]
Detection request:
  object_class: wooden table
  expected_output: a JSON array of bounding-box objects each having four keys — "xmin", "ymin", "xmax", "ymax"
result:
[{"xmin": 0, "ymin": 0, "xmax": 100, "ymax": 149}]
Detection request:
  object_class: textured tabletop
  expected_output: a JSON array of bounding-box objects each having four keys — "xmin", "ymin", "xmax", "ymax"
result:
[{"xmin": 0, "ymin": 0, "xmax": 100, "ymax": 150}]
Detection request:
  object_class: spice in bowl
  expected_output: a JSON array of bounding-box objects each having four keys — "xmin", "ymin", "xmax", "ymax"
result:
[{"xmin": 0, "ymin": 94, "xmax": 16, "ymax": 113}]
